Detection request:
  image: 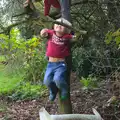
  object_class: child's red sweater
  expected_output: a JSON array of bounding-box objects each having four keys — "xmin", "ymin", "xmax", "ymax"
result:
[{"xmin": 46, "ymin": 30, "xmax": 72, "ymax": 58}]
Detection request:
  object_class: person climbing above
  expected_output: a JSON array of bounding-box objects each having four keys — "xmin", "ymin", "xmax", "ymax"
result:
[
  {"xmin": 23, "ymin": 0, "xmax": 71, "ymax": 21},
  {"xmin": 44, "ymin": 0, "xmax": 71, "ymax": 21},
  {"xmin": 44, "ymin": 0, "xmax": 61, "ymax": 16},
  {"xmin": 40, "ymin": 18, "xmax": 75, "ymax": 101}
]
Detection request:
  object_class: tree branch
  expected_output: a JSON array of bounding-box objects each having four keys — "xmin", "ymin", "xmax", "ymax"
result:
[
  {"xmin": 0, "ymin": 20, "xmax": 29, "ymax": 34},
  {"xmin": 33, "ymin": 14, "xmax": 87, "ymax": 35},
  {"xmin": 71, "ymin": 0, "xmax": 116, "ymax": 6},
  {"xmin": 0, "ymin": 11, "xmax": 87, "ymax": 35},
  {"xmin": 71, "ymin": 0, "xmax": 97, "ymax": 6}
]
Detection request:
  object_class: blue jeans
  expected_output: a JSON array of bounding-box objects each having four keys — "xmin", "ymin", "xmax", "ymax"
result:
[{"xmin": 44, "ymin": 62, "xmax": 68, "ymax": 98}]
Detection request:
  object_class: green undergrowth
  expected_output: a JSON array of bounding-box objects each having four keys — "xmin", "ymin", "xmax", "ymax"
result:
[
  {"xmin": 8, "ymin": 81, "xmax": 47, "ymax": 101},
  {"xmin": 0, "ymin": 55, "xmax": 6, "ymax": 61},
  {"xmin": 80, "ymin": 75, "xmax": 98, "ymax": 90},
  {"xmin": 0, "ymin": 63, "xmax": 47, "ymax": 100},
  {"xmin": 0, "ymin": 64, "xmax": 21, "ymax": 94}
]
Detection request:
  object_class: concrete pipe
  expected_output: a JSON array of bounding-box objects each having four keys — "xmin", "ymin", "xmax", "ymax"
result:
[{"xmin": 39, "ymin": 107, "xmax": 103, "ymax": 120}]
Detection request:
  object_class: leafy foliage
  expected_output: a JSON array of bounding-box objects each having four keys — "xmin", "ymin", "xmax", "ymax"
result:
[
  {"xmin": 23, "ymin": 42, "xmax": 47, "ymax": 83},
  {"xmin": 0, "ymin": 28, "xmax": 47, "ymax": 82},
  {"xmin": 72, "ymin": 36, "xmax": 120, "ymax": 78},
  {"xmin": 8, "ymin": 81, "xmax": 47, "ymax": 100},
  {"xmin": 0, "ymin": 28, "xmax": 47, "ymax": 100},
  {"xmin": 0, "ymin": 64, "xmax": 22, "ymax": 95},
  {"xmin": 80, "ymin": 75, "xmax": 98, "ymax": 90},
  {"xmin": 105, "ymin": 29, "xmax": 120, "ymax": 48},
  {"xmin": 0, "ymin": 63, "xmax": 47, "ymax": 100}
]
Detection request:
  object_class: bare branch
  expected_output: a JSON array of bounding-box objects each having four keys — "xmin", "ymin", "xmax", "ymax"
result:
[{"xmin": 71, "ymin": 0, "xmax": 97, "ymax": 6}]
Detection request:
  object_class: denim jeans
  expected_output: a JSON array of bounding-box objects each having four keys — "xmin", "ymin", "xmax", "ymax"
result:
[
  {"xmin": 59, "ymin": 0, "xmax": 71, "ymax": 22},
  {"xmin": 44, "ymin": 62, "xmax": 68, "ymax": 97}
]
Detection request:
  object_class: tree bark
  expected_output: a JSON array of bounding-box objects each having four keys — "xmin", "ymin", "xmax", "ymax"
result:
[
  {"xmin": 58, "ymin": 0, "xmax": 72, "ymax": 114},
  {"xmin": 58, "ymin": 54, "xmax": 72, "ymax": 114}
]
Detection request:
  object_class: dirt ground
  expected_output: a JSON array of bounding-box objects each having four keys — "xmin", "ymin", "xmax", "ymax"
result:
[{"xmin": 0, "ymin": 73, "xmax": 120, "ymax": 120}]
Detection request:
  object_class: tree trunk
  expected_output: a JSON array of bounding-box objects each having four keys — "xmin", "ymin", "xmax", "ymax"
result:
[
  {"xmin": 58, "ymin": 55, "xmax": 72, "ymax": 114},
  {"xmin": 58, "ymin": 0, "xmax": 72, "ymax": 114},
  {"xmin": 33, "ymin": 0, "xmax": 73, "ymax": 114}
]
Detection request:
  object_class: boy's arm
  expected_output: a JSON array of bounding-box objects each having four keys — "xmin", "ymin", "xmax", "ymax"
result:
[
  {"xmin": 40, "ymin": 29, "xmax": 54, "ymax": 38},
  {"xmin": 40, "ymin": 28, "xmax": 49, "ymax": 37},
  {"xmin": 70, "ymin": 35, "xmax": 77, "ymax": 42},
  {"xmin": 63, "ymin": 34, "xmax": 72, "ymax": 39},
  {"xmin": 63, "ymin": 34, "xmax": 76, "ymax": 42}
]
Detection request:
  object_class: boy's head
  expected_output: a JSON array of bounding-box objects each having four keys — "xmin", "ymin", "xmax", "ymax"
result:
[{"xmin": 54, "ymin": 18, "xmax": 72, "ymax": 35}]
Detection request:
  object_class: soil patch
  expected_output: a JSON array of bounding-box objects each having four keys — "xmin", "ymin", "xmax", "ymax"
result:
[{"xmin": 0, "ymin": 73, "xmax": 120, "ymax": 120}]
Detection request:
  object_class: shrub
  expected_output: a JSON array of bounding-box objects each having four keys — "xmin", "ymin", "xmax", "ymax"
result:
[
  {"xmin": 72, "ymin": 37, "xmax": 120, "ymax": 78},
  {"xmin": 8, "ymin": 81, "xmax": 47, "ymax": 100},
  {"xmin": 80, "ymin": 75, "xmax": 98, "ymax": 90}
]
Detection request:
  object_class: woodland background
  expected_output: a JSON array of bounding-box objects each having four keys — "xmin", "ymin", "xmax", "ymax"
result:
[{"xmin": 0, "ymin": 0, "xmax": 120, "ymax": 120}]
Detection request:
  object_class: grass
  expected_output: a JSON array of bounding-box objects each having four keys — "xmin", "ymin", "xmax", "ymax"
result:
[
  {"xmin": 0, "ymin": 64, "xmax": 22, "ymax": 94},
  {"xmin": 0, "ymin": 63, "xmax": 47, "ymax": 100},
  {"xmin": 0, "ymin": 55, "xmax": 47, "ymax": 100}
]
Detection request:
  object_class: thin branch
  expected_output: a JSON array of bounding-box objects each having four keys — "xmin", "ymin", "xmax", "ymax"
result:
[
  {"xmin": 12, "ymin": 12, "xmax": 27, "ymax": 17},
  {"xmin": 71, "ymin": 0, "xmax": 119, "ymax": 6},
  {"xmin": 87, "ymin": 5, "xmax": 99, "ymax": 20},
  {"xmin": 71, "ymin": 0, "xmax": 97, "ymax": 6}
]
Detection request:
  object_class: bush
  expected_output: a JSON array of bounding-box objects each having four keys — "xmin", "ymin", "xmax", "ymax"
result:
[
  {"xmin": 8, "ymin": 81, "xmax": 47, "ymax": 100},
  {"xmin": 72, "ymin": 46, "xmax": 92, "ymax": 77},
  {"xmin": 23, "ymin": 42, "xmax": 47, "ymax": 83},
  {"xmin": 0, "ymin": 28, "xmax": 48, "ymax": 100},
  {"xmin": 72, "ymin": 37, "xmax": 120, "ymax": 78},
  {"xmin": 80, "ymin": 75, "xmax": 98, "ymax": 90},
  {"xmin": 0, "ymin": 28, "xmax": 47, "ymax": 83}
]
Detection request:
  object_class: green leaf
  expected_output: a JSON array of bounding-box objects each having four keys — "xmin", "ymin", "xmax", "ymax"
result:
[
  {"xmin": 105, "ymin": 32, "xmax": 113, "ymax": 44},
  {"xmin": 0, "ymin": 34, "xmax": 9, "ymax": 40},
  {"xmin": 115, "ymin": 36, "xmax": 120, "ymax": 45}
]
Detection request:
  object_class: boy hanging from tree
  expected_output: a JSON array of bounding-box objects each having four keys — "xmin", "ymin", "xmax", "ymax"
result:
[
  {"xmin": 24, "ymin": 0, "xmax": 74, "ymax": 101},
  {"xmin": 23, "ymin": 0, "xmax": 71, "ymax": 21},
  {"xmin": 40, "ymin": 18, "xmax": 75, "ymax": 101}
]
